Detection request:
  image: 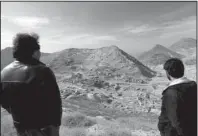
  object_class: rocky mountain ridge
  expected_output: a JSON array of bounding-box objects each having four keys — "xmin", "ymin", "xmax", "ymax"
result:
[
  {"xmin": 138, "ymin": 44, "xmax": 184, "ymax": 66},
  {"xmin": 41, "ymin": 45, "xmax": 156, "ymax": 78}
]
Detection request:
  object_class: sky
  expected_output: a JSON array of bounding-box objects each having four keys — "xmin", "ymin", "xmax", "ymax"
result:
[{"xmin": 1, "ymin": 2, "xmax": 197, "ymax": 56}]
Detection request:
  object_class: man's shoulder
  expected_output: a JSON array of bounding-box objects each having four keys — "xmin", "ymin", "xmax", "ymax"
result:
[
  {"xmin": 162, "ymin": 81, "xmax": 197, "ymax": 97},
  {"xmin": 32, "ymin": 63, "xmax": 53, "ymax": 75},
  {"xmin": 1, "ymin": 61, "xmax": 22, "ymax": 78},
  {"xmin": 162, "ymin": 86, "xmax": 177, "ymax": 97},
  {"xmin": 32, "ymin": 61, "xmax": 55, "ymax": 77}
]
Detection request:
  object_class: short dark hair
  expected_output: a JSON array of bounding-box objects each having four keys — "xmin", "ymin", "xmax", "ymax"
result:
[
  {"xmin": 12, "ymin": 33, "xmax": 40, "ymax": 60},
  {"xmin": 163, "ymin": 58, "xmax": 184, "ymax": 78}
]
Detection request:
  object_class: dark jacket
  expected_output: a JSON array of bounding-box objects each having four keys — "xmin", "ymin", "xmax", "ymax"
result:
[
  {"xmin": 1, "ymin": 58, "xmax": 62, "ymax": 130},
  {"xmin": 158, "ymin": 80, "xmax": 197, "ymax": 136}
]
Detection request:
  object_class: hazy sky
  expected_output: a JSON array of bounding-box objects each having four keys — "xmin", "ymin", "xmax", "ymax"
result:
[{"xmin": 1, "ymin": 2, "xmax": 196, "ymax": 56}]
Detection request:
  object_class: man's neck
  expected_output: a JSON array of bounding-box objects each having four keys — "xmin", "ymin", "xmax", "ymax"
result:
[{"xmin": 15, "ymin": 57, "xmax": 40, "ymax": 64}]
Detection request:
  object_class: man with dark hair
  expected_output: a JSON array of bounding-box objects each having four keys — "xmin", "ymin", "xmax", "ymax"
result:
[
  {"xmin": 158, "ymin": 58, "xmax": 197, "ymax": 136},
  {"xmin": 1, "ymin": 33, "xmax": 62, "ymax": 136}
]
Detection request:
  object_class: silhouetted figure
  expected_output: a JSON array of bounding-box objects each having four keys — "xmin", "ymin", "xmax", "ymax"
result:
[
  {"xmin": 158, "ymin": 58, "xmax": 197, "ymax": 136},
  {"xmin": 1, "ymin": 33, "xmax": 62, "ymax": 136}
]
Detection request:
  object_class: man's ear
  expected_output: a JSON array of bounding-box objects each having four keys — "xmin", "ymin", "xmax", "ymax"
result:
[
  {"xmin": 165, "ymin": 71, "xmax": 170, "ymax": 80},
  {"xmin": 32, "ymin": 50, "xmax": 41, "ymax": 60},
  {"xmin": 167, "ymin": 71, "xmax": 172, "ymax": 81}
]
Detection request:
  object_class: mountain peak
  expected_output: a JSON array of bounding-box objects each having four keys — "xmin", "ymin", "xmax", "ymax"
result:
[
  {"xmin": 100, "ymin": 45, "xmax": 119, "ymax": 50},
  {"xmin": 180, "ymin": 37, "xmax": 196, "ymax": 42},
  {"xmin": 154, "ymin": 44, "xmax": 164, "ymax": 48},
  {"xmin": 170, "ymin": 37, "xmax": 196, "ymax": 51},
  {"xmin": 139, "ymin": 44, "xmax": 184, "ymax": 65},
  {"xmin": 39, "ymin": 45, "xmax": 156, "ymax": 78},
  {"xmin": 109, "ymin": 45, "xmax": 119, "ymax": 48},
  {"xmin": 151, "ymin": 44, "xmax": 167, "ymax": 52}
]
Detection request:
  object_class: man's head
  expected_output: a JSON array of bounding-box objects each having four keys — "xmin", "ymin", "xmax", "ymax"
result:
[
  {"xmin": 12, "ymin": 33, "xmax": 41, "ymax": 61},
  {"xmin": 163, "ymin": 58, "xmax": 185, "ymax": 81}
]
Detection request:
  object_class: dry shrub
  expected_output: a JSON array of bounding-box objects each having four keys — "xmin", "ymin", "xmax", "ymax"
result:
[
  {"xmin": 62, "ymin": 112, "xmax": 96, "ymax": 128},
  {"xmin": 60, "ymin": 127, "xmax": 86, "ymax": 136},
  {"xmin": 104, "ymin": 129, "xmax": 132, "ymax": 136}
]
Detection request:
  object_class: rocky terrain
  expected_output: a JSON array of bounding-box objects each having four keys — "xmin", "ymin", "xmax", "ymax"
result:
[
  {"xmin": 41, "ymin": 45, "xmax": 156, "ymax": 78},
  {"xmin": 1, "ymin": 37, "xmax": 196, "ymax": 136}
]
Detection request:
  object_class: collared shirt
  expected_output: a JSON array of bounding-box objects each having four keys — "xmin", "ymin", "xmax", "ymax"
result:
[{"xmin": 168, "ymin": 77, "xmax": 191, "ymax": 87}]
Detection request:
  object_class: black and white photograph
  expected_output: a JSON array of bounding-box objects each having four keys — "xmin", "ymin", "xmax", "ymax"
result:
[{"xmin": 1, "ymin": 1, "xmax": 197, "ymax": 136}]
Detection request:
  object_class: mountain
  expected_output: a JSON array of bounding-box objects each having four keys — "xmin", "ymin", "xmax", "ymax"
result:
[
  {"xmin": 1, "ymin": 47, "xmax": 14, "ymax": 70},
  {"xmin": 41, "ymin": 45, "xmax": 156, "ymax": 78},
  {"xmin": 169, "ymin": 38, "xmax": 196, "ymax": 57},
  {"xmin": 170, "ymin": 38, "xmax": 196, "ymax": 51},
  {"xmin": 1, "ymin": 47, "xmax": 50, "ymax": 70},
  {"xmin": 139, "ymin": 44, "xmax": 184, "ymax": 66},
  {"xmin": 1, "ymin": 46, "xmax": 156, "ymax": 78},
  {"xmin": 41, "ymin": 48, "xmax": 94, "ymax": 73}
]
